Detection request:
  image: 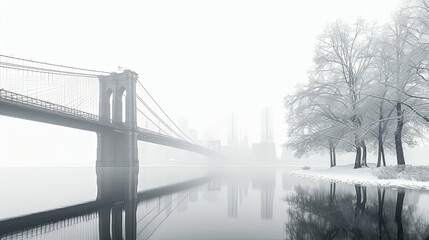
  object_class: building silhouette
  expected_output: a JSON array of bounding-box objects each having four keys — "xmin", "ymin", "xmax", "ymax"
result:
[
  {"xmin": 252, "ymin": 107, "xmax": 276, "ymax": 160},
  {"xmin": 261, "ymin": 107, "xmax": 274, "ymax": 143},
  {"xmin": 227, "ymin": 113, "xmax": 238, "ymax": 148}
]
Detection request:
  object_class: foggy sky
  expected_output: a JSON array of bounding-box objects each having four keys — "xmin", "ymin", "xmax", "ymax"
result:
[{"xmin": 0, "ymin": 0, "xmax": 404, "ymax": 165}]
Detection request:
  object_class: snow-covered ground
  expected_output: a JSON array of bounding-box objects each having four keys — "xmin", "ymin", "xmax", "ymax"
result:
[{"xmin": 293, "ymin": 164, "xmax": 429, "ymax": 190}]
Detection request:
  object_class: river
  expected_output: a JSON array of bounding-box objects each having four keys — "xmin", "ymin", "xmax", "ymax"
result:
[{"xmin": 0, "ymin": 165, "xmax": 428, "ymax": 239}]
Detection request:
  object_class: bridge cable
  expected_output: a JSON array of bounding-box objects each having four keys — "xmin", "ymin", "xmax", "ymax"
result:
[
  {"xmin": 136, "ymin": 80, "xmax": 197, "ymax": 143},
  {"xmin": 136, "ymin": 94, "xmax": 186, "ymax": 140},
  {"xmin": 0, "ymin": 54, "xmax": 110, "ymax": 75},
  {"xmin": 136, "ymin": 107, "xmax": 170, "ymax": 136},
  {"xmin": 0, "ymin": 56, "xmax": 100, "ymax": 116},
  {"xmin": 0, "ymin": 62, "xmax": 100, "ymax": 78}
]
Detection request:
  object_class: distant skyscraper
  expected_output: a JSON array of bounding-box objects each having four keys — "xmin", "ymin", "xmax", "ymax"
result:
[
  {"xmin": 178, "ymin": 117, "xmax": 189, "ymax": 135},
  {"xmin": 227, "ymin": 113, "xmax": 238, "ymax": 147},
  {"xmin": 252, "ymin": 107, "xmax": 276, "ymax": 159},
  {"xmin": 261, "ymin": 107, "xmax": 274, "ymax": 143},
  {"xmin": 207, "ymin": 140, "xmax": 221, "ymax": 153},
  {"xmin": 240, "ymin": 135, "xmax": 250, "ymax": 150},
  {"xmin": 189, "ymin": 129, "xmax": 198, "ymax": 141}
]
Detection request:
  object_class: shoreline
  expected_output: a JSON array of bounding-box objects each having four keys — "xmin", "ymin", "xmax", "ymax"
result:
[{"xmin": 292, "ymin": 164, "xmax": 429, "ymax": 190}]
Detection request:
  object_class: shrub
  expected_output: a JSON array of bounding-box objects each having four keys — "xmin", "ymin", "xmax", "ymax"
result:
[
  {"xmin": 373, "ymin": 165, "xmax": 429, "ymax": 181},
  {"xmin": 302, "ymin": 166, "xmax": 311, "ymax": 170},
  {"xmin": 373, "ymin": 166, "xmax": 400, "ymax": 179}
]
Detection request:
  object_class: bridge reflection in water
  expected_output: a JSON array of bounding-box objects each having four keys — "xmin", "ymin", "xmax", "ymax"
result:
[{"xmin": 0, "ymin": 167, "xmax": 211, "ymax": 240}]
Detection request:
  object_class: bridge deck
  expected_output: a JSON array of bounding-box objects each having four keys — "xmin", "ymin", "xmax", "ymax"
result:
[
  {"xmin": 0, "ymin": 89, "xmax": 220, "ymax": 157},
  {"xmin": 0, "ymin": 89, "xmax": 99, "ymax": 121}
]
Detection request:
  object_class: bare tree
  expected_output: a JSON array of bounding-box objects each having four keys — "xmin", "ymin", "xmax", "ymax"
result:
[
  {"xmin": 313, "ymin": 19, "xmax": 375, "ymax": 168},
  {"xmin": 365, "ymin": 38, "xmax": 397, "ymax": 167},
  {"xmin": 284, "ymin": 76, "xmax": 351, "ymax": 167},
  {"xmin": 285, "ymin": 5, "xmax": 429, "ymax": 167},
  {"xmin": 381, "ymin": 4, "xmax": 429, "ymax": 165}
]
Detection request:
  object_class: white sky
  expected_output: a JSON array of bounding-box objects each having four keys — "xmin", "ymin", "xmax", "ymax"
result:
[{"xmin": 0, "ymin": 0, "xmax": 404, "ymax": 164}]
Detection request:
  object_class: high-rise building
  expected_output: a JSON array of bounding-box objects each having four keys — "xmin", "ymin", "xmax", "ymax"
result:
[
  {"xmin": 227, "ymin": 113, "xmax": 238, "ymax": 147},
  {"xmin": 261, "ymin": 107, "xmax": 274, "ymax": 143},
  {"xmin": 188, "ymin": 129, "xmax": 198, "ymax": 142},
  {"xmin": 252, "ymin": 107, "xmax": 276, "ymax": 160},
  {"xmin": 207, "ymin": 140, "xmax": 221, "ymax": 153},
  {"xmin": 178, "ymin": 117, "xmax": 189, "ymax": 134}
]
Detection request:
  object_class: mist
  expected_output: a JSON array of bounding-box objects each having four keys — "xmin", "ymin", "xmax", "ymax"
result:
[{"xmin": 3, "ymin": 1, "xmax": 429, "ymax": 240}]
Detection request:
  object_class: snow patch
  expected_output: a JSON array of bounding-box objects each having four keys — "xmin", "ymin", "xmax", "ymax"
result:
[{"xmin": 292, "ymin": 164, "xmax": 429, "ymax": 190}]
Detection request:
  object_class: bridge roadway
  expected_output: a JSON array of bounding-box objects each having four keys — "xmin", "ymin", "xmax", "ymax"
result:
[
  {"xmin": 0, "ymin": 175, "xmax": 211, "ymax": 235},
  {"xmin": 0, "ymin": 89, "xmax": 219, "ymax": 157}
]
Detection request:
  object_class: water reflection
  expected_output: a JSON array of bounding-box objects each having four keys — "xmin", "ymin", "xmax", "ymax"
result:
[
  {"xmin": 285, "ymin": 183, "xmax": 429, "ymax": 239},
  {"xmin": 97, "ymin": 167, "xmax": 138, "ymax": 240},
  {"xmin": 0, "ymin": 166, "xmax": 209, "ymax": 240},
  {"xmin": 252, "ymin": 170, "xmax": 275, "ymax": 220},
  {"xmin": 1, "ymin": 167, "xmax": 429, "ymax": 239},
  {"xmin": 96, "ymin": 167, "xmax": 212, "ymax": 240},
  {"xmin": 223, "ymin": 168, "xmax": 275, "ymax": 219}
]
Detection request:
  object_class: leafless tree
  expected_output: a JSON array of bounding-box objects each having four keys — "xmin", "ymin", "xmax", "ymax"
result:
[{"xmin": 312, "ymin": 19, "xmax": 375, "ymax": 168}]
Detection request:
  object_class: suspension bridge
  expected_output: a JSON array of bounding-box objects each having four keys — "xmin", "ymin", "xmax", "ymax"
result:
[{"xmin": 0, "ymin": 54, "xmax": 220, "ymax": 166}]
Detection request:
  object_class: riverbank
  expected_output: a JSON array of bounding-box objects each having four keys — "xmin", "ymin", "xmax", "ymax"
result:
[{"xmin": 292, "ymin": 164, "xmax": 429, "ymax": 190}]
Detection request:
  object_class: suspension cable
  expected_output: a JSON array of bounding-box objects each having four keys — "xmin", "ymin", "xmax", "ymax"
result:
[
  {"xmin": 137, "ymin": 80, "xmax": 197, "ymax": 143},
  {"xmin": 136, "ymin": 94, "xmax": 185, "ymax": 140},
  {"xmin": 137, "ymin": 107, "xmax": 170, "ymax": 135},
  {"xmin": 0, "ymin": 54, "xmax": 110, "ymax": 75},
  {"xmin": 0, "ymin": 62, "xmax": 99, "ymax": 78}
]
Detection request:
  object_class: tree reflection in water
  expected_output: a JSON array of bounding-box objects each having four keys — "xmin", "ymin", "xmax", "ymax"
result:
[{"xmin": 285, "ymin": 183, "xmax": 429, "ymax": 239}]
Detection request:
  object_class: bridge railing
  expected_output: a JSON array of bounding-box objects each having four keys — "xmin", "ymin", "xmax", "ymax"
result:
[{"xmin": 0, "ymin": 89, "xmax": 99, "ymax": 122}]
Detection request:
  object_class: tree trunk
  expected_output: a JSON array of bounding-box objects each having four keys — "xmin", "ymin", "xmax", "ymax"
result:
[
  {"xmin": 361, "ymin": 140, "xmax": 367, "ymax": 167},
  {"xmin": 377, "ymin": 145, "xmax": 381, "ymax": 167},
  {"xmin": 378, "ymin": 120, "xmax": 387, "ymax": 167},
  {"xmin": 377, "ymin": 122, "xmax": 383, "ymax": 167},
  {"xmin": 333, "ymin": 147, "xmax": 337, "ymax": 167},
  {"xmin": 329, "ymin": 147, "xmax": 334, "ymax": 168},
  {"xmin": 395, "ymin": 189, "xmax": 405, "ymax": 240},
  {"xmin": 354, "ymin": 146, "xmax": 362, "ymax": 169},
  {"xmin": 381, "ymin": 144, "xmax": 386, "ymax": 166},
  {"xmin": 395, "ymin": 102, "xmax": 406, "ymax": 165},
  {"xmin": 377, "ymin": 103, "xmax": 387, "ymax": 167}
]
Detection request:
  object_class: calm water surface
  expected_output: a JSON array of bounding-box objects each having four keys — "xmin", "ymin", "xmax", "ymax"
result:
[{"xmin": 0, "ymin": 165, "xmax": 428, "ymax": 240}]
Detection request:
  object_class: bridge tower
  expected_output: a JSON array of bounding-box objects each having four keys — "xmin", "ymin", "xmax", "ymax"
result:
[
  {"xmin": 96, "ymin": 71, "xmax": 139, "ymax": 237},
  {"xmin": 96, "ymin": 70, "xmax": 139, "ymax": 167}
]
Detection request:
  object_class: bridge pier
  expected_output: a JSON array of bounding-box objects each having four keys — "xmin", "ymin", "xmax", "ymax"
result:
[
  {"xmin": 96, "ymin": 167, "xmax": 138, "ymax": 239},
  {"xmin": 97, "ymin": 70, "xmax": 139, "ymax": 167},
  {"xmin": 96, "ymin": 130, "xmax": 138, "ymax": 167}
]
